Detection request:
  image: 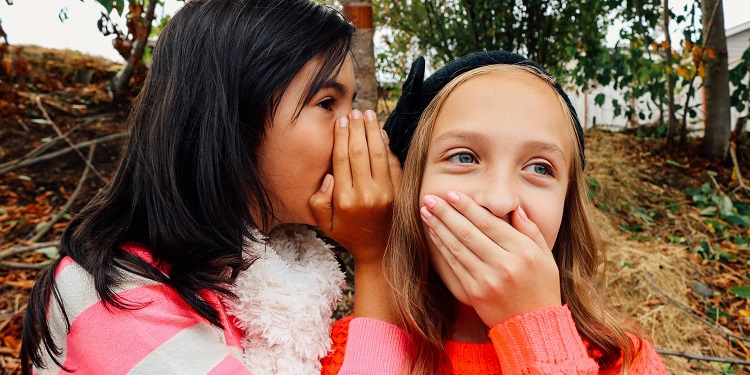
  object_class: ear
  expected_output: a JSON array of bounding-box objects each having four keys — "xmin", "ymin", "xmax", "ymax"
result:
[{"xmin": 384, "ymin": 57, "xmax": 426, "ymax": 165}]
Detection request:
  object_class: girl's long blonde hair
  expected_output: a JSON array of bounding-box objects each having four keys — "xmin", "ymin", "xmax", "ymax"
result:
[{"xmin": 384, "ymin": 65, "xmax": 643, "ymax": 374}]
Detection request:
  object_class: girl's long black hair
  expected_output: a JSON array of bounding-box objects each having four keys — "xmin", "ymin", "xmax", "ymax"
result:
[{"xmin": 21, "ymin": 0, "xmax": 353, "ymax": 372}]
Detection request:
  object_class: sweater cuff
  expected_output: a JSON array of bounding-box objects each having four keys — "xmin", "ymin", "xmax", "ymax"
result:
[
  {"xmin": 337, "ymin": 317, "xmax": 410, "ymax": 375},
  {"xmin": 488, "ymin": 305, "xmax": 598, "ymax": 374}
]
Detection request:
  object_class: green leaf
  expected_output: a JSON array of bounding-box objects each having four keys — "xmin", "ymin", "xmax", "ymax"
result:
[
  {"xmin": 730, "ymin": 285, "xmax": 750, "ymax": 299},
  {"xmin": 666, "ymin": 159, "xmax": 689, "ymax": 169},
  {"xmin": 705, "ymin": 307, "xmax": 733, "ymax": 319},
  {"xmin": 34, "ymin": 246, "xmax": 60, "ymax": 260},
  {"xmin": 725, "ymin": 215, "xmax": 750, "ymax": 227},
  {"xmin": 700, "ymin": 207, "xmax": 717, "ymax": 216},
  {"xmin": 718, "ymin": 195, "xmax": 735, "ymax": 217},
  {"xmin": 594, "ymin": 93, "xmax": 605, "ymax": 106}
]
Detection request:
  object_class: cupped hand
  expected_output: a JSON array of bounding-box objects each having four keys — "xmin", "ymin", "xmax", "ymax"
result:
[
  {"xmin": 310, "ymin": 109, "xmax": 402, "ymax": 265},
  {"xmin": 420, "ymin": 191, "xmax": 561, "ymax": 327}
]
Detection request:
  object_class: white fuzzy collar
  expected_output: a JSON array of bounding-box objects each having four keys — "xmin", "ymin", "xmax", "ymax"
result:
[{"xmin": 222, "ymin": 226, "xmax": 345, "ymax": 374}]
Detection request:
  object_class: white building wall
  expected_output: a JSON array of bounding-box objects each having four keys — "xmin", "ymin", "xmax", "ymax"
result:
[{"xmin": 568, "ymin": 24, "xmax": 749, "ymax": 133}]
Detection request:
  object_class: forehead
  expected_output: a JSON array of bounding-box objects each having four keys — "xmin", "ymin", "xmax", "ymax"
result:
[{"xmin": 431, "ymin": 70, "xmax": 574, "ymax": 152}]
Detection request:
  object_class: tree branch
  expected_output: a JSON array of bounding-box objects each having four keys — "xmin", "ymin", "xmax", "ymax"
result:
[
  {"xmin": 0, "ymin": 132, "xmax": 127, "ymax": 176},
  {"xmin": 656, "ymin": 348, "xmax": 750, "ymax": 366},
  {"xmin": 35, "ymin": 95, "xmax": 107, "ymax": 182},
  {"xmin": 643, "ymin": 268, "xmax": 750, "ymax": 344},
  {"xmin": 0, "ymin": 146, "xmax": 95, "ymax": 269}
]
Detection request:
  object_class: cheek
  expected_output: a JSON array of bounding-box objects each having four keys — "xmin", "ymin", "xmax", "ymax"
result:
[{"xmin": 530, "ymin": 192, "xmax": 567, "ymax": 250}]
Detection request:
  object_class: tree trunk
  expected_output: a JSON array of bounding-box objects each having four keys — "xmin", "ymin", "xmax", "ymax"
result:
[
  {"xmin": 343, "ymin": 0, "xmax": 378, "ymax": 113},
  {"xmin": 108, "ymin": 0, "xmax": 157, "ymax": 99},
  {"xmin": 663, "ymin": 0, "xmax": 677, "ymax": 147},
  {"xmin": 700, "ymin": 0, "xmax": 731, "ymax": 159}
]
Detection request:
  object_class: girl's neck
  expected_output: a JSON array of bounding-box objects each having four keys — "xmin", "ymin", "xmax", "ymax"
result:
[{"xmin": 448, "ymin": 303, "xmax": 490, "ymax": 343}]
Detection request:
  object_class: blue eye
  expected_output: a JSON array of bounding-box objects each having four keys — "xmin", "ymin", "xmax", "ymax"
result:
[
  {"xmin": 317, "ymin": 98, "xmax": 334, "ymax": 111},
  {"xmin": 524, "ymin": 163, "xmax": 550, "ymax": 175},
  {"xmin": 448, "ymin": 153, "xmax": 476, "ymax": 164}
]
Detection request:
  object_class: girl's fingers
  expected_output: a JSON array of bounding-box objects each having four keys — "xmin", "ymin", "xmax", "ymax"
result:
[
  {"xmin": 441, "ymin": 191, "xmax": 528, "ymax": 257},
  {"xmin": 423, "ymin": 193, "xmax": 506, "ymax": 264},
  {"xmin": 511, "ymin": 206, "xmax": 553, "ymax": 257},
  {"xmin": 425, "ymin": 222, "xmax": 474, "ymax": 288},
  {"xmin": 363, "ymin": 110, "xmax": 390, "ymax": 182},
  {"xmin": 309, "ymin": 174, "xmax": 334, "ymax": 233},
  {"xmin": 420, "ymin": 199, "xmax": 491, "ymax": 276},
  {"xmin": 332, "ymin": 116, "xmax": 353, "ymax": 189},
  {"xmin": 347, "ymin": 110, "xmax": 372, "ymax": 185}
]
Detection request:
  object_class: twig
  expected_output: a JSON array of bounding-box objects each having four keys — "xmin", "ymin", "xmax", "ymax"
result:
[
  {"xmin": 0, "ymin": 241, "xmax": 59, "ymax": 262},
  {"xmin": 730, "ymin": 145, "xmax": 750, "ymax": 195},
  {"xmin": 29, "ymin": 145, "xmax": 94, "ymax": 244},
  {"xmin": 0, "ymin": 123, "xmax": 83, "ymax": 170},
  {"xmin": 657, "ymin": 348, "xmax": 750, "ymax": 365},
  {"xmin": 643, "ymin": 268, "xmax": 750, "ymax": 344},
  {"xmin": 35, "ymin": 95, "xmax": 107, "ymax": 182},
  {"xmin": 0, "ymin": 132, "xmax": 127, "ymax": 176},
  {"xmin": 0, "ymin": 146, "xmax": 94, "ymax": 269},
  {"xmin": 0, "ymin": 260, "xmax": 54, "ymax": 270}
]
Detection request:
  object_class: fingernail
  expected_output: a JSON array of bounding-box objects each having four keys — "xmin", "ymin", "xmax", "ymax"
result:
[
  {"xmin": 420, "ymin": 206, "xmax": 433, "ymax": 220},
  {"xmin": 446, "ymin": 191, "xmax": 459, "ymax": 203},
  {"xmin": 338, "ymin": 117, "xmax": 348, "ymax": 127},
  {"xmin": 365, "ymin": 110, "xmax": 376, "ymax": 121},
  {"xmin": 380, "ymin": 129, "xmax": 387, "ymax": 139},
  {"xmin": 518, "ymin": 206, "xmax": 528, "ymax": 221},
  {"xmin": 320, "ymin": 174, "xmax": 332, "ymax": 192},
  {"xmin": 423, "ymin": 195, "xmax": 437, "ymax": 208},
  {"xmin": 351, "ymin": 109, "xmax": 362, "ymax": 119}
]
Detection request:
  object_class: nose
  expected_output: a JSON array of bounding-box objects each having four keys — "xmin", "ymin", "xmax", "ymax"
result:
[{"xmin": 472, "ymin": 172, "xmax": 520, "ymax": 223}]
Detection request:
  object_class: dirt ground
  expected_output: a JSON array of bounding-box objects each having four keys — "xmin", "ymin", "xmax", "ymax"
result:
[{"xmin": 1, "ymin": 46, "xmax": 749, "ymax": 374}]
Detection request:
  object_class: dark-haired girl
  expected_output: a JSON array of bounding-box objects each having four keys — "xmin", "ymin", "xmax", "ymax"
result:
[{"xmin": 21, "ymin": 1, "xmax": 401, "ymax": 374}]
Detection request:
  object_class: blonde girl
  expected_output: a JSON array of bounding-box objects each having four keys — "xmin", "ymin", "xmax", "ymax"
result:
[{"xmin": 321, "ymin": 50, "xmax": 667, "ymax": 374}]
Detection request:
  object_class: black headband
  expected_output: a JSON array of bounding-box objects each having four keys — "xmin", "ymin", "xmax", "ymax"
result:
[{"xmin": 383, "ymin": 50, "xmax": 585, "ymax": 169}]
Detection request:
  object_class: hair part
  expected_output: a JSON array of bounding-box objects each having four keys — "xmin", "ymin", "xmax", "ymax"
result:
[
  {"xmin": 384, "ymin": 64, "xmax": 643, "ymax": 375},
  {"xmin": 22, "ymin": 0, "xmax": 353, "ymax": 372}
]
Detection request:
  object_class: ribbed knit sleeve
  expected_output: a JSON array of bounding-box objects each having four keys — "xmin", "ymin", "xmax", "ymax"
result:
[
  {"xmin": 336, "ymin": 317, "xmax": 410, "ymax": 375},
  {"xmin": 488, "ymin": 305, "xmax": 598, "ymax": 374}
]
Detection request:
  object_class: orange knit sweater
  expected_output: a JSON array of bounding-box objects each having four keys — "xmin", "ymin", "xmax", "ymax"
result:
[{"xmin": 321, "ymin": 306, "xmax": 667, "ymax": 374}]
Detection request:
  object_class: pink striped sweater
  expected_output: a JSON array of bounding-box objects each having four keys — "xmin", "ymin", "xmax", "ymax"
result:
[{"xmin": 33, "ymin": 244, "xmax": 408, "ymax": 375}]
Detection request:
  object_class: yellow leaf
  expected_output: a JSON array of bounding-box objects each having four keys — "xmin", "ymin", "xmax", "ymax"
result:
[
  {"xmin": 732, "ymin": 168, "xmax": 738, "ymax": 181},
  {"xmin": 685, "ymin": 40, "xmax": 693, "ymax": 51},
  {"xmin": 693, "ymin": 46, "xmax": 703, "ymax": 63},
  {"xmin": 651, "ymin": 42, "xmax": 660, "ymax": 51},
  {"xmin": 661, "ymin": 40, "xmax": 671, "ymax": 50},
  {"xmin": 676, "ymin": 67, "xmax": 691, "ymax": 80},
  {"xmin": 698, "ymin": 64, "xmax": 705, "ymax": 78},
  {"xmin": 740, "ymin": 309, "xmax": 750, "ymax": 317},
  {"xmin": 673, "ymin": 51, "xmax": 680, "ymax": 60}
]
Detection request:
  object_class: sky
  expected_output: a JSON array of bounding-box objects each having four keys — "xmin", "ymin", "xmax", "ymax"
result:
[{"xmin": 0, "ymin": 0, "xmax": 748, "ymax": 63}]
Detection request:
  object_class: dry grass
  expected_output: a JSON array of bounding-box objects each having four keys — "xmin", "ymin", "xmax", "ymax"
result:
[{"xmin": 586, "ymin": 129, "xmax": 741, "ymax": 373}]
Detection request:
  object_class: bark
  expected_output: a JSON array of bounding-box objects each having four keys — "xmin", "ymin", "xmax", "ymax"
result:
[
  {"xmin": 108, "ymin": 0, "xmax": 157, "ymax": 98},
  {"xmin": 343, "ymin": 1, "xmax": 378, "ymax": 112},
  {"xmin": 700, "ymin": 0, "xmax": 731, "ymax": 159}
]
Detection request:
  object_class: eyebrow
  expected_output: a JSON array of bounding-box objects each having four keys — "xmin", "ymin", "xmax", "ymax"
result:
[
  {"xmin": 320, "ymin": 80, "xmax": 353, "ymax": 99},
  {"xmin": 524, "ymin": 140, "xmax": 567, "ymax": 162},
  {"xmin": 434, "ymin": 129, "xmax": 487, "ymax": 145}
]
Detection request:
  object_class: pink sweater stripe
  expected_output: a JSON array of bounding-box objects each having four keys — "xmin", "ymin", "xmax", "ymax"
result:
[{"xmin": 60, "ymin": 284, "xmax": 203, "ymax": 374}]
